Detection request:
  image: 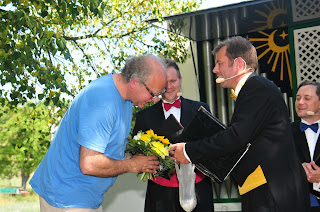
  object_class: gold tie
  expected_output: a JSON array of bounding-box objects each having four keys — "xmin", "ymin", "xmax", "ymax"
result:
[
  {"xmin": 230, "ymin": 80, "xmax": 246, "ymax": 101},
  {"xmin": 230, "ymin": 89, "xmax": 237, "ymax": 101}
]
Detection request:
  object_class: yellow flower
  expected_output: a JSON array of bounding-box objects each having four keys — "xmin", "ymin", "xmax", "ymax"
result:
[
  {"xmin": 150, "ymin": 141, "xmax": 168, "ymax": 159},
  {"xmin": 146, "ymin": 129, "xmax": 155, "ymax": 136},
  {"xmin": 140, "ymin": 134, "xmax": 150, "ymax": 142},
  {"xmin": 154, "ymin": 135, "xmax": 163, "ymax": 140},
  {"xmin": 159, "ymin": 137, "xmax": 170, "ymax": 145},
  {"xmin": 146, "ymin": 130, "xmax": 170, "ymax": 145},
  {"xmin": 126, "ymin": 129, "xmax": 174, "ymax": 182}
]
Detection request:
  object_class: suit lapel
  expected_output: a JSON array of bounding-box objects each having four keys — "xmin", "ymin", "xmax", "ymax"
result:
[
  {"xmin": 180, "ymin": 97, "xmax": 186, "ymax": 127},
  {"xmin": 295, "ymin": 122, "xmax": 312, "ymax": 162},
  {"xmin": 234, "ymin": 72, "xmax": 257, "ymax": 102},
  {"xmin": 180, "ymin": 97, "xmax": 193, "ymax": 128},
  {"xmin": 153, "ymin": 101, "xmax": 165, "ymax": 122},
  {"xmin": 313, "ymin": 135, "xmax": 320, "ymax": 164}
]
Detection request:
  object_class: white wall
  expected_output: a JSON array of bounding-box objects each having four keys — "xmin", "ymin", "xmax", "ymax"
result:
[{"xmin": 179, "ymin": 42, "xmax": 201, "ymax": 102}]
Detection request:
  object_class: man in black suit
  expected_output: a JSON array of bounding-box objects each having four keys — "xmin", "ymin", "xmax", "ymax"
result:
[
  {"xmin": 292, "ymin": 81, "xmax": 320, "ymax": 211},
  {"xmin": 170, "ymin": 36, "xmax": 309, "ymax": 212},
  {"xmin": 133, "ymin": 58, "xmax": 214, "ymax": 212}
]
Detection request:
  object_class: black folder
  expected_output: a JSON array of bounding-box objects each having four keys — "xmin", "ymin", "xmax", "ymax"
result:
[{"xmin": 171, "ymin": 106, "xmax": 250, "ymax": 183}]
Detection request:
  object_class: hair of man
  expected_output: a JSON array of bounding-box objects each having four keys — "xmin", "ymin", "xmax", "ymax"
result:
[
  {"xmin": 165, "ymin": 58, "xmax": 181, "ymax": 79},
  {"xmin": 212, "ymin": 36, "xmax": 258, "ymax": 71},
  {"xmin": 298, "ymin": 80, "xmax": 320, "ymax": 101},
  {"xmin": 121, "ymin": 54, "xmax": 166, "ymax": 83}
]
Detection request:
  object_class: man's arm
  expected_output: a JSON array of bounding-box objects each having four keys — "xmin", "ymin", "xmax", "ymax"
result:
[{"xmin": 79, "ymin": 146, "xmax": 159, "ymax": 177}]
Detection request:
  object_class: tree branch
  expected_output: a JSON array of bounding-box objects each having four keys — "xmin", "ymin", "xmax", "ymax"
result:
[
  {"xmin": 62, "ymin": 16, "xmax": 121, "ymax": 41},
  {"xmin": 71, "ymin": 40, "xmax": 101, "ymax": 77}
]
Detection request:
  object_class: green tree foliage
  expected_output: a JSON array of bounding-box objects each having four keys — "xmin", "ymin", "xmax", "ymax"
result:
[
  {"xmin": 0, "ymin": 0, "xmax": 201, "ymax": 188},
  {"xmin": 0, "ymin": 101, "xmax": 61, "ymax": 190},
  {"xmin": 0, "ymin": 0, "xmax": 200, "ymax": 108}
]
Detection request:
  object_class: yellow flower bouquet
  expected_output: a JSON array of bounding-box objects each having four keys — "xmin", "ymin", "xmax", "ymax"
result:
[{"xmin": 126, "ymin": 129, "xmax": 175, "ymax": 182}]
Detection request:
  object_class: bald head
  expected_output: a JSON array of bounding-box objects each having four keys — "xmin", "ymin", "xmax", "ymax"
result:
[
  {"xmin": 119, "ymin": 55, "xmax": 167, "ymax": 108},
  {"xmin": 121, "ymin": 54, "xmax": 166, "ymax": 84}
]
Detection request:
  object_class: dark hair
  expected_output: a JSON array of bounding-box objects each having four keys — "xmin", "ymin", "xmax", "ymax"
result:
[
  {"xmin": 212, "ymin": 36, "xmax": 258, "ymax": 71},
  {"xmin": 121, "ymin": 54, "xmax": 166, "ymax": 83},
  {"xmin": 165, "ymin": 58, "xmax": 181, "ymax": 79},
  {"xmin": 298, "ymin": 81, "xmax": 320, "ymax": 100}
]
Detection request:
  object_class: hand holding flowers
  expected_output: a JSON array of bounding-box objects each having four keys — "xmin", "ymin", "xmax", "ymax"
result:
[
  {"xmin": 126, "ymin": 129, "xmax": 175, "ymax": 181},
  {"xmin": 125, "ymin": 154, "xmax": 159, "ymax": 175}
]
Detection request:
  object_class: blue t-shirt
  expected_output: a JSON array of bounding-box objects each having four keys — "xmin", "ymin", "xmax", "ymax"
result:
[{"xmin": 30, "ymin": 74, "xmax": 133, "ymax": 209}]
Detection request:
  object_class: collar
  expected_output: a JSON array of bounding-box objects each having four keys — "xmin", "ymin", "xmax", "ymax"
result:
[
  {"xmin": 301, "ymin": 119, "xmax": 320, "ymax": 126},
  {"xmin": 233, "ymin": 72, "xmax": 253, "ymax": 96},
  {"xmin": 162, "ymin": 96, "xmax": 181, "ymax": 104}
]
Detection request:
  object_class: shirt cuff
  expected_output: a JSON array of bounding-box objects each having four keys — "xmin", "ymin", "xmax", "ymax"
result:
[
  {"xmin": 183, "ymin": 143, "xmax": 191, "ymax": 163},
  {"xmin": 314, "ymin": 182, "xmax": 320, "ymax": 192}
]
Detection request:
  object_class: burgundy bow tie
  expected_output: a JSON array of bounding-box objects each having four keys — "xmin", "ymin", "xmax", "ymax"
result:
[{"xmin": 163, "ymin": 99, "xmax": 181, "ymax": 111}]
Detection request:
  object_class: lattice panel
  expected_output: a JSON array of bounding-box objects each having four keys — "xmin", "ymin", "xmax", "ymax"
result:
[
  {"xmin": 294, "ymin": 25, "xmax": 320, "ymax": 86},
  {"xmin": 291, "ymin": 0, "xmax": 320, "ymax": 22}
]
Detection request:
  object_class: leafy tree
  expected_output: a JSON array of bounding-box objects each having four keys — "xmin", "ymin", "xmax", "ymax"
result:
[
  {"xmin": 0, "ymin": 0, "xmax": 201, "ymax": 108},
  {"xmin": 0, "ymin": 101, "xmax": 61, "ymax": 190},
  {"xmin": 0, "ymin": 0, "xmax": 201, "ymax": 189}
]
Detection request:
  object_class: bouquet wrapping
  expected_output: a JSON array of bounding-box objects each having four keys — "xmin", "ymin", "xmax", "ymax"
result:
[
  {"xmin": 126, "ymin": 129, "xmax": 174, "ymax": 181},
  {"xmin": 175, "ymin": 163, "xmax": 197, "ymax": 212}
]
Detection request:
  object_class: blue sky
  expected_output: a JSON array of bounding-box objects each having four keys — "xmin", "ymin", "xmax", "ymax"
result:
[{"xmin": 200, "ymin": 0, "xmax": 253, "ymax": 9}]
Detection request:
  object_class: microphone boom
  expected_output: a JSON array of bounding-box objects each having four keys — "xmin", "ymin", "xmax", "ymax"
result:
[
  {"xmin": 307, "ymin": 111, "xmax": 320, "ymax": 116},
  {"xmin": 216, "ymin": 70, "xmax": 246, "ymax": 84},
  {"xmin": 216, "ymin": 78, "xmax": 225, "ymax": 83}
]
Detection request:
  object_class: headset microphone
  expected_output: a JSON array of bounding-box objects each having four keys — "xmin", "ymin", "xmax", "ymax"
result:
[
  {"xmin": 307, "ymin": 111, "xmax": 320, "ymax": 116},
  {"xmin": 216, "ymin": 70, "xmax": 247, "ymax": 84}
]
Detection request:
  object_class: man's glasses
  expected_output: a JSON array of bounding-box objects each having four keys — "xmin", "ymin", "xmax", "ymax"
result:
[{"xmin": 140, "ymin": 81, "xmax": 166, "ymax": 99}]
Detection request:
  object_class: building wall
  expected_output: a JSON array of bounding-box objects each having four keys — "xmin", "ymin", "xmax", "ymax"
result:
[{"xmin": 179, "ymin": 42, "xmax": 201, "ymax": 102}]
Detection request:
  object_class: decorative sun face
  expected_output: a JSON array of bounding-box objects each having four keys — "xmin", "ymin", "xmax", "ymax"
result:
[{"xmin": 248, "ymin": 0, "xmax": 292, "ymax": 90}]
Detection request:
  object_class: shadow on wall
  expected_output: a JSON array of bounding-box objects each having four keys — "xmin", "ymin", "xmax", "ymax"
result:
[{"xmin": 102, "ymin": 173, "xmax": 147, "ymax": 211}]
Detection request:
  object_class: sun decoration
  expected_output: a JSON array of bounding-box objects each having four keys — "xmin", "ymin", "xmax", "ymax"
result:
[
  {"xmin": 248, "ymin": 0, "xmax": 292, "ymax": 89},
  {"xmin": 249, "ymin": 29, "xmax": 291, "ymax": 87},
  {"xmin": 248, "ymin": 0, "xmax": 287, "ymax": 32}
]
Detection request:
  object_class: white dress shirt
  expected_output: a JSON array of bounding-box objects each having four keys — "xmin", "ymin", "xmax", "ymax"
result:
[
  {"xmin": 301, "ymin": 119, "xmax": 320, "ymax": 192},
  {"xmin": 162, "ymin": 97, "xmax": 181, "ymax": 122},
  {"xmin": 301, "ymin": 119, "xmax": 320, "ymax": 161}
]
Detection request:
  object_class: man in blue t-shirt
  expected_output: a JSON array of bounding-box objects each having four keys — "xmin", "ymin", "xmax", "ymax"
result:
[{"xmin": 30, "ymin": 55, "xmax": 167, "ymax": 211}]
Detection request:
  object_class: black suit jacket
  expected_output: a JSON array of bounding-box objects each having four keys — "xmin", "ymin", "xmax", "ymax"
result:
[
  {"xmin": 292, "ymin": 120, "xmax": 320, "ymax": 201},
  {"xmin": 133, "ymin": 97, "xmax": 210, "ymax": 140},
  {"xmin": 186, "ymin": 73, "xmax": 309, "ymax": 211}
]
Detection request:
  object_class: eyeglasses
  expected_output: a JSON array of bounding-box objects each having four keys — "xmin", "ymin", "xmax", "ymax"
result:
[{"xmin": 140, "ymin": 81, "xmax": 166, "ymax": 99}]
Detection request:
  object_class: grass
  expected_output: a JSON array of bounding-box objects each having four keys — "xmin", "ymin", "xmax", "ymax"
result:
[{"xmin": 0, "ymin": 175, "xmax": 40, "ymax": 212}]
